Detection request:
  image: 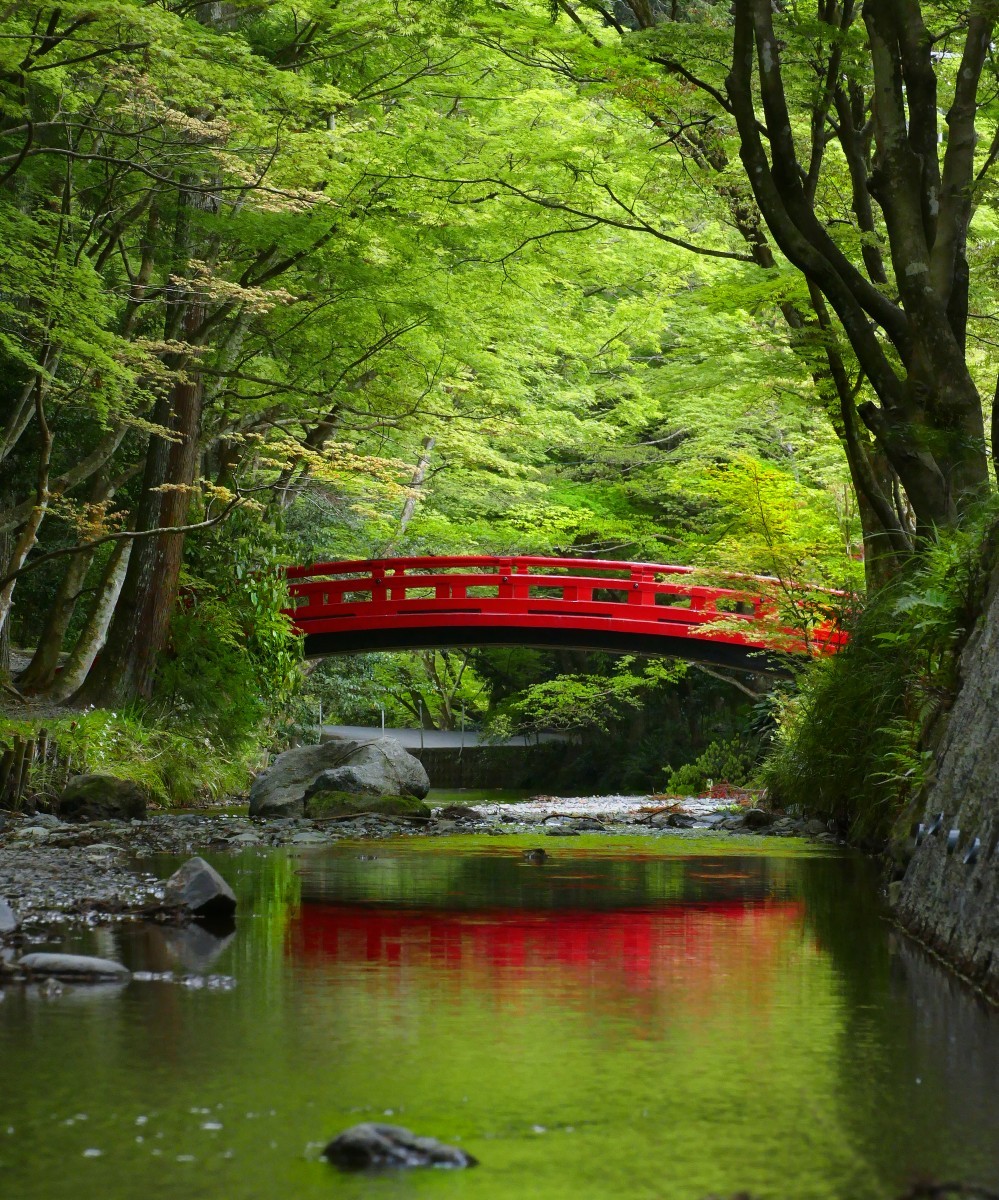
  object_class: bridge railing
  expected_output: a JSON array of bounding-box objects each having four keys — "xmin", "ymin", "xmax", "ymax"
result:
[{"xmin": 283, "ymin": 556, "xmax": 848, "ymax": 655}]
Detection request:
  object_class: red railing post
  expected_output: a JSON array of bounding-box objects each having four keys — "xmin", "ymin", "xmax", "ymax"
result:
[
  {"xmin": 370, "ymin": 564, "xmax": 386, "ymax": 613},
  {"xmin": 386, "ymin": 563, "xmax": 406, "ymax": 605},
  {"xmin": 497, "ymin": 559, "xmax": 513, "ymax": 603},
  {"xmin": 628, "ymin": 566, "xmax": 654, "ymax": 606}
]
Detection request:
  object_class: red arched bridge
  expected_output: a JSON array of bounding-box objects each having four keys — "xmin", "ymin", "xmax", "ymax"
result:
[{"xmin": 281, "ymin": 556, "xmax": 847, "ymax": 673}]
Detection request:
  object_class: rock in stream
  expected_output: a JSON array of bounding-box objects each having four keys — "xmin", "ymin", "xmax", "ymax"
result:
[{"xmin": 323, "ymin": 1123, "xmax": 477, "ymax": 1170}]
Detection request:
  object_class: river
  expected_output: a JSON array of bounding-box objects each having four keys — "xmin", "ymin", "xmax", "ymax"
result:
[{"xmin": 2, "ymin": 829, "xmax": 999, "ymax": 1198}]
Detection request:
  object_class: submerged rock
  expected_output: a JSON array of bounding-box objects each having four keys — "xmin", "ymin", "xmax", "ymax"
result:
[
  {"xmin": 163, "ymin": 857, "xmax": 237, "ymax": 919},
  {"xmin": 249, "ymin": 737, "xmax": 430, "ymax": 818},
  {"xmin": 323, "ymin": 1123, "xmax": 477, "ymax": 1170},
  {"xmin": 15, "ymin": 953, "xmax": 130, "ymax": 981},
  {"xmin": 57, "ymin": 775, "xmax": 150, "ymax": 822},
  {"xmin": 153, "ymin": 922, "xmax": 235, "ymax": 973}
]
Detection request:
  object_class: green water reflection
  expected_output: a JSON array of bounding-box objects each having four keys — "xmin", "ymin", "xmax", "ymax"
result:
[{"xmin": 2, "ymin": 835, "xmax": 998, "ymax": 1199}]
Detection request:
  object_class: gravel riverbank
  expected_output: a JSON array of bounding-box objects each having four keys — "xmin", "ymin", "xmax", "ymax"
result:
[{"xmin": 0, "ymin": 797, "xmax": 843, "ymax": 935}]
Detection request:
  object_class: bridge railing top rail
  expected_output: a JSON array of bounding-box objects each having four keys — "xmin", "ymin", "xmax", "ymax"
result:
[
  {"xmin": 285, "ymin": 555, "xmax": 845, "ymax": 595},
  {"xmin": 286, "ymin": 555, "xmax": 698, "ymax": 579}
]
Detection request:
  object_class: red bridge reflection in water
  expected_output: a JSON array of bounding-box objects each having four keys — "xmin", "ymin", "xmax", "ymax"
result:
[{"xmin": 289, "ymin": 901, "xmax": 808, "ymax": 1016}]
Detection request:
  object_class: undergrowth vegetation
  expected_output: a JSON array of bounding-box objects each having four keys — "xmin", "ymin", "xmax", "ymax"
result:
[
  {"xmin": 663, "ymin": 734, "xmax": 764, "ymax": 797},
  {"xmin": 0, "ymin": 708, "xmax": 261, "ymax": 808},
  {"xmin": 762, "ymin": 504, "xmax": 999, "ymax": 839}
]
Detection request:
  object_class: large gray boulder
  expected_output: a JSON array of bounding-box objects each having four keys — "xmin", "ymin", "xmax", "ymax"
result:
[
  {"xmin": 249, "ymin": 737, "xmax": 430, "ymax": 818},
  {"xmin": 323, "ymin": 1123, "xmax": 477, "ymax": 1170},
  {"xmin": 57, "ymin": 774, "xmax": 150, "ymax": 822}
]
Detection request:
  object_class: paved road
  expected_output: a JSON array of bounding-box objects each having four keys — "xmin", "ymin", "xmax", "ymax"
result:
[{"xmin": 320, "ymin": 724, "xmax": 568, "ymax": 750}]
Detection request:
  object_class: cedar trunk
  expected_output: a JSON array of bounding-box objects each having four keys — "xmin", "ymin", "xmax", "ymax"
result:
[{"xmin": 73, "ymin": 354, "xmax": 203, "ymax": 706}]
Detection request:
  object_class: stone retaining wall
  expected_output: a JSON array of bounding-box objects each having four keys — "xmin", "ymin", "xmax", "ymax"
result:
[{"xmin": 412, "ymin": 743, "xmax": 574, "ymax": 790}]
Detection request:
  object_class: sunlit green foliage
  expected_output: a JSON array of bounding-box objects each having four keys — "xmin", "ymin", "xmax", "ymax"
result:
[{"xmin": 0, "ymin": 0, "xmax": 908, "ymax": 802}]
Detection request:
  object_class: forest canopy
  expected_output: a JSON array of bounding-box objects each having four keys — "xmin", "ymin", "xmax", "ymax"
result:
[{"xmin": 2, "ymin": 0, "xmax": 996, "ymax": 797}]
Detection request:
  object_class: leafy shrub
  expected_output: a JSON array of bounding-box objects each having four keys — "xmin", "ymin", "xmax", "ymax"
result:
[
  {"xmin": 663, "ymin": 735, "xmax": 761, "ymax": 795},
  {"xmin": 762, "ymin": 503, "xmax": 999, "ymax": 839},
  {"xmin": 154, "ymin": 519, "xmax": 304, "ymax": 747}
]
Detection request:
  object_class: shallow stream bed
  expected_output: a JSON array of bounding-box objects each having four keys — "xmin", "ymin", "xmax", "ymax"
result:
[{"xmin": 2, "ymin": 832, "xmax": 999, "ymax": 1199}]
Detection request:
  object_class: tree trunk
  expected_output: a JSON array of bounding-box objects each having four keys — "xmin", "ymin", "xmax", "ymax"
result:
[
  {"xmin": 73, "ymin": 352, "xmax": 204, "ymax": 706},
  {"xmin": 0, "ymin": 523, "xmax": 9, "ymax": 681},
  {"xmin": 0, "ymin": 390, "xmax": 52, "ymax": 639},
  {"xmin": 382, "ymin": 436, "xmax": 435, "ymax": 553},
  {"xmin": 50, "ymin": 541, "xmax": 131, "ymax": 703},
  {"xmin": 723, "ymin": 0, "xmax": 993, "ymax": 531},
  {"xmin": 16, "ymin": 547, "xmax": 94, "ymax": 694}
]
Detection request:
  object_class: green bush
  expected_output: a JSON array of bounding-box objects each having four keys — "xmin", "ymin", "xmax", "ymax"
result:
[
  {"xmin": 154, "ymin": 519, "xmax": 305, "ymax": 748},
  {"xmin": 761, "ymin": 505, "xmax": 999, "ymax": 839},
  {"xmin": 663, "ymin": 735, "xmax": 761, "ymax": 795}
]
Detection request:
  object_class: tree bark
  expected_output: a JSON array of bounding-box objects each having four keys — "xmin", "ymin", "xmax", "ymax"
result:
[
  {"xmin": 721, "ymin": 0, "xmax": 993, "ymax": 534},
  {"xmin": 0, "ymin": 389, "xmax": 52, "ymax": 639},
  {"xmin": 382, "ymin": 435, "xmax": 435, "ymax": 553},
  {"xmin": 16, "ymin": 547, "xmax": 94, "ymax": 694},
  {"xmin": 74, "ymin": 393, "xmax": 203, "ymax": 704},
  {"xmin": 49, "ymin": 541, "xmax": 131, "ymax": 703},
  {"xmin": 73, "ymin": 308, "xmax": 205, "ymax": 706}
]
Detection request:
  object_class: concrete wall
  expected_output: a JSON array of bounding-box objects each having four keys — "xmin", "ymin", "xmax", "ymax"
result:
[
  {"xmin": 412, "ymin": 742, "xmax": 577, "ymax": 791},
  {"xmin": 894, "ymin": 565, "xmax": 999, "ymax": 999}
]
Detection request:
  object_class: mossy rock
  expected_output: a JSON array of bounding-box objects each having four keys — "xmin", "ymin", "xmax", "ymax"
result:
[
  {"xmin": 57, "ymin": 774, "xmax": 151, "ymax": 822},
  {"xmin": 305, "ymin": 790, "xmax": 431, "ymax": 819}
]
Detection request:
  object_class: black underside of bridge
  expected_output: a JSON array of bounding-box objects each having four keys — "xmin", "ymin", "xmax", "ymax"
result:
[{"xmin": 301, "ymin": 625, "xmax": 793, "ymax": 675}]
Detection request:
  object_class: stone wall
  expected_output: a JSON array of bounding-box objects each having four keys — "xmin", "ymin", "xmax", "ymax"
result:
[
  {"xmin": 894, "ymin": 564, "xmax": 999, "ymax": 1000},
  {"xmin": 412, "ymin": 743, "xmax": 574, "ymax": 790}
]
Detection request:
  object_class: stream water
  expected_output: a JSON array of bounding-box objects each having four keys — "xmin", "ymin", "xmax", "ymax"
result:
[{"xmin": 3, "ymin": 831, "xmax": 999, "ymax": 1199}]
